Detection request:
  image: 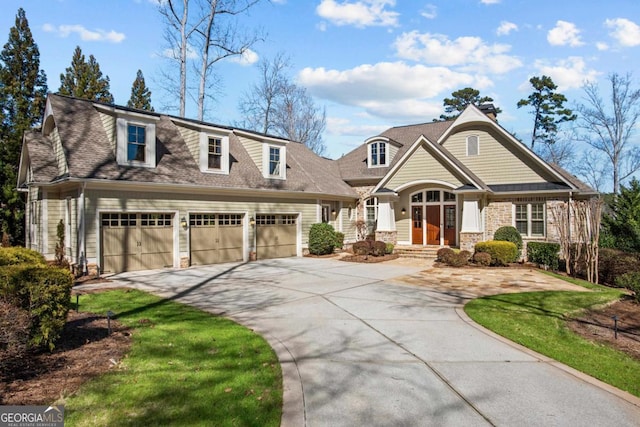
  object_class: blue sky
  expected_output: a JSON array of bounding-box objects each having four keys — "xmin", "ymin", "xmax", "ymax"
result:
[{"xmin": 2, "ymin": 0, "xmax": 640, "ymax": 165}]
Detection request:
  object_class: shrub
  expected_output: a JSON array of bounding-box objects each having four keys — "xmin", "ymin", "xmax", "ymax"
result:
[
  {"xmin": 0, "ymin": 265, "xmax": 73, "ymax": 350},
  {"xmin": 371, "ymin": 241, "xmax": 387, "ymax": 257},
  {"xmin": 527, "ymin": 242, "xmax": 560, "ymax": 270},
  {"xmin": 447, "ymin": 252, "xmax": 469, "ymax": 267},
  {"xmin": 0, "ymin": 300, "xmax": 30, "ymax": 377},
  {"xmin": 472, "ymin": 251, "xmax": 492, "ymax": 266},
  {"xmin": 615, "ymin": 272, "xmax": 640, "ymax": 303},
  {"xmin": 474, "ymin": 241, "xmax": 518, "ymax": 266},
  {"xmin": 598, "ymin": 248, "xmax": 640, "ymax": 287},
  {"xmin": 385, "ymin": 243, "xmax": 394, "ymax": 254},
  {"xmin": 352, "ymin": 240, "xmax": 372, "ymax": 256},
  {"xmin": 334, "ymin": 232, "xmax": 345, "ymax": 250},
  {"xmin": 308, "ymin": 223, "xmax": 337, "ymax": 255},
  {"xmin": 0, "ymin": 247, "xmax": 46, "ymax": 267},
  {"xmin": 458, "ymin": 250, "xmax": 472, "ymax": 261},
  {"xmin": 436, "ymin": 247, "xmax": 455, "ymax": 263},
  {"xmin": 494, "ymin": 226, "xmax": 523, "ymax": 259}
]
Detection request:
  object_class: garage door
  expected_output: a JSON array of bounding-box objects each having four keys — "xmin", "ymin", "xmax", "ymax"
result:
[
  {"xmin": 256, "ymin": 214, "xmax": 297, "ymax": 260},
  {"xmin": 190, "ymin": 213, "xmax": 244, "ymax": 265},
  {"xmin": 101, "ymin": 213, "xmax": 174, "ymax": 273}
]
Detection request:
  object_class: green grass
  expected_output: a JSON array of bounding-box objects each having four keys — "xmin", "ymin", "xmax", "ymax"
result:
[
  {"xmin": 63, "ymin": 289, "xmax": 282, "ymax": 427},
  {"xmin": 464, "ymin": 282, "xmax": 640, "ymax": 397}
]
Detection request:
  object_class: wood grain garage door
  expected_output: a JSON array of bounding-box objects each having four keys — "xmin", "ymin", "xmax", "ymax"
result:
[
  {"xmin": 101, "ymin": 213, "xmax": 173, "ymax": 273},
  {"xmin": 190, "ymin": 213, "xmax": 244, "ymax": 265},
  {"xmin": 256, "ymin": 214, "xmax": 297, "ymax": 260}
]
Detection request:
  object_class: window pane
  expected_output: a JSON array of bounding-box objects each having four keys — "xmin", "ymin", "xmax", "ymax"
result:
[
  {"xmin": 515, "ymin": 205, "xmax": 527, "ymax": 221},
  {"xmin": 379, "ymin": 143, "xmax": 386, "ymax": 165},
  {"xmin": 426, "ymin": 191, "xmax": 440, "ymax": 202},
  {"xmin": 411, "ymin": 192, "xmax": 423, "ymax": 203},
  {"xmin": 371, "ymin": 143, "xmax": 378, "ymax": 165},
  {"xmin": 269, "ymin": 147, "xmax": 280, "ymax": 176},
  {"xmin": 531, "ymin": 221, "xmax": 544, "ymax": 236},
  {"xmin": 531, "ymin": 204, "xmax": 544, "ymax": 220},
  {"xmin": 515, "ymin": 221, "xmax": 528, "ymax": 235},
  {"xmin": 444, "ymin": 191, "xmax": 455, "ymax": 201}
]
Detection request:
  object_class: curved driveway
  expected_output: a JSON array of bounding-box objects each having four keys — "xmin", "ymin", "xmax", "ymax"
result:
[{"xmin": 108, "ymin": 257, "xmax": 640, "ymax": 426}]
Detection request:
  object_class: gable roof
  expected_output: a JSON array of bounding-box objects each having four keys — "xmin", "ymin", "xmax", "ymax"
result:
[{"xmin": 22, "ymin": 94, "xmax": 357, "ymax": 198}]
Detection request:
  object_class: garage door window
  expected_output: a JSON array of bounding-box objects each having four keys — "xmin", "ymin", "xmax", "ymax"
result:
[
  {"xmin": 102, "ymin": 213, "xmax": 137, "ymax": 227},
  {"xmin": 219, "ymin": 214, "xmax": 242, "ymax": 226},
  {"xmin": 257, "ymin": 215, "xmax": 276, "ymax": 225},
  {"xmin": 281, "ymin": 215, "xmax": 296, "ymax": 225},
  {"xmin": 141, "ymin": 213, "xmax": 172, "ymax": 226},
  {"xmin": 190, "ymin": 214, "xmax": 215, "ymax": 226}
]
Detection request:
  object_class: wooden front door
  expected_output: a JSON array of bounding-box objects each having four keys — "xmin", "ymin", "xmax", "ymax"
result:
[
  {"xmin": 426, "ymin": 205, "xmax": 440, "ymax": 245},
  {"xmin": 444, "ymin": 205, "xmax": 456, "ymax": 246},
  {"xmin": 411, "ymin": 206, "xmax": 423, "ymax": 244}
]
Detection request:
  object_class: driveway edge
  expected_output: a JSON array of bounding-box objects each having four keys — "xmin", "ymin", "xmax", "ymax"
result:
[{"xmin": 455, "ymin": 306, "xmax": 640, "ymax": 409}]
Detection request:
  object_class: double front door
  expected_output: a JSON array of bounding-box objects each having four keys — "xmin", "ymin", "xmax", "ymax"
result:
[{"xmin": 411, "ymin": 205, "xmax": 456, "ymax": 246}]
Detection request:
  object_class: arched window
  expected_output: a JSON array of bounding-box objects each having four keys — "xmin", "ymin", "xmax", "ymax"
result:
[
  {"xmin": 369, "ymin": 141, "xmax": 387, "ymax": 166},
  {"xmin": 466, "ymin": 135, "xmax": 479, "ymax": 156}
]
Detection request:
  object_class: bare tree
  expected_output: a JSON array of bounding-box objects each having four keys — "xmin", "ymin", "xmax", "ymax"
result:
[
  {"xmin": 576, "ymin": 73, "xmax": 640, "ymax": 194},
  {"xmin": 158, "ymin": 0, "xmax": 262, "ymax": 119},
  {"xmin": 573, "ymin": 149, "xmax": 608, "ymax": 193},
  {"xmin": 238, "ymin": 53, "xmax": 327, "ymax": 155},
  {"xmin": 535, "ymin": 133, "xmax": 576, "ymax": 169}
]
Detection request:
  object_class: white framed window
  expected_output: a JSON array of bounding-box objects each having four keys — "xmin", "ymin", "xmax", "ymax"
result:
[
  {"xmin": 365, "ymin": 197, "xmax": 378, "ymax": 231},
  {"xmin": 466, "ymin": 135, "xmax": 479, "ymax": 156},
  {"xmin": 116, "ymin": 117, "xmax": 157, "ymax": 167},
  {"xmin": 322, "ymin": 205, "xmax": 331, "ymax": 223},
  {"xmin": 262, "ymin": 143, "xmax": 286, "ymax": 179},
  {"xmin": 514, "ymin": 203, "xmax": 545, "ymax": 237},
  {"xmin": 199, "ymin": 133, "xmax": 230, "ymax": 174},
  {"xmin": 368, "ymin": 141, "xmax": 388, "ymax": 167}
]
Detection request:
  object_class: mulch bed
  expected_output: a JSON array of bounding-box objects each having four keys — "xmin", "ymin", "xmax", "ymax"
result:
[{"xmin": 339, "ymin": 254, "xmax": 399, "ymax": 263}]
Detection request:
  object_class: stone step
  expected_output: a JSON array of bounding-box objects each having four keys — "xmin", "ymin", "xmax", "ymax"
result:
[{"xmin": 394, "ymin": 246, "xmax": 440, "ymax": 259}]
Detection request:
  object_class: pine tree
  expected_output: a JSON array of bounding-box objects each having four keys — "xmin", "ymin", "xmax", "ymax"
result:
[
  {"xmin": 0, "ymin": 8, "xmax": 48, "ymax": 245},
  {"xmin": 58, "ymin": 46, "xmax": 114, "ymax": 103},
  {"xmin": 127, "ymin": 69, "xmax": 154, "ymax": 111},
  {"xmin": 440, "ymin": 87, "xmax": 501, "ymax": 120}
]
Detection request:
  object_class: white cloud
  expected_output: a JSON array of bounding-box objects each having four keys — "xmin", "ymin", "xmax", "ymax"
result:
[
  {"xmin": 496, "ymin": 21, "xmax": 518, "ymax": 36},
  {"xmin": 316, "ymin": 0, "xmax": 399, "ymax": 28},
  {"xmin": 421, "ymin": 4, "xmax": 437, "ymax": 19},
  {"xmin": 298, "ymin": 61, "xmax": 490, "ymax": 121},
  {"xmin": 480, "ymin": 0, "xmax": 500, "ymax": 4},
  {"xmin": 547, "ymin": 20, "xmax": 584, "ymax": 47},
  {"xmin": 228, "ymin": 49, "xmax": 259, "ymax": 66},
  {"xmin": 43, "ymin": 23, "xmax": 125, "ymax": 43},
  {"xmin": 596, "ymin": 42, "xmax": 609, "ymax": 51},
  {"xmin": 326, "ymin": 117, "xmax": 388, "ymax": 137},
  {"xmin": 161, "ymin": 44, "xmax": 199, "ymax": 60},
  {"xmin": 532, "ymin": 57, "xmax": 600, "ymax": 90},
  {"xmin": 394, "ymin": 31, "xmax": 522, "ymax": 74},
  {"xmin": 605, "ymin": 18, "xmax": 640, "ymax": 47}
]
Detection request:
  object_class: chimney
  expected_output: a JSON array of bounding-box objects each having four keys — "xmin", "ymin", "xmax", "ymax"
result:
[{"xmin": 478, "ymin": 103, "xmax": 497, "ymax": 121}]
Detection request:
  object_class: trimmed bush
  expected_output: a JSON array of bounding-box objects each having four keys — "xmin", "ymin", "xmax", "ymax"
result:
[
  {"xmin": 371, "ymin": 241, "xmax": 387, "ymax": 257},
  {"xmin": 0, "ymin": 247, "xmax": 46, "ymax": 267},
  {"xmin": 447, "ymin": 252, "xmax": 469, "ymax": 267},
  {"xmin": 527, "ymin": 242, "xmax": 560, "ymax": 270},
  {"xmin": 0, "ymin": 265, "xmax": 73, "ymax": 350},
  {"xmin": 615, "ymin": 272, "xmax": 640, "ymax": 303},
  {"xmin": 334, "ymin": 232, "xmax": 345, "ymax": 250},
  {"xmin": 459, "ymin": 250, "xmax": 472, "ymax": 261},
  {"xmin": 385, "ymin": 243, "xmax": 394, "ymax": 254},
  {"xmin": 437, "ymin": 247, "xmax": 455, "ymax": 264},
  {"xmin": 474, "ymin": 241, "xmax": 518, "ymax": 266},
  {"xmin": 494, "ymin": 226, "xmax": 523, "ymax": 259},
  {"xmin": 472, "ymin": 251, "xmax": 492, "ymax": 266},
  {"xmin": 352, "ymin": 240, "xmax": 372, "ymax": 255},
  {"xmin": 309, "ymin": 223, "xmax": 337, "ymax": 255}
]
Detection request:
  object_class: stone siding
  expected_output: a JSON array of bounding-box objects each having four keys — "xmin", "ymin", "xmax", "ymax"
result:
[
  {"xmin": 485, "ymin": 200, "xmax": 512, "ymax": 238},
  {"xmin": 375, "ymin": 230, "xmax": 397, "ymax": 244},
  {"xmin": 459, "ymin": 232, "xmax": 483, "ymax": 251}
]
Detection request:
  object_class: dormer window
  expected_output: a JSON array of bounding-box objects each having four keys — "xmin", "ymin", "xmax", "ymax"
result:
[
  {"xmin": 367, "ymin": 139, "xmax": 389, "ymax": 167},
  {"xmin": 262, "ymin": 143, "xmax": 286, "ymax": 179},
  {"xmin": 116, "ymin": 116, "xmax": 157, "ymax": 167},
  {"xmin": 208, "ymin": 137, "xmax": 222, "ymax": 170},
  {"xmin": 199, "ymin": 132, "xmax": 229, "ymax": 174},
  {"xmin": 127, "ymin": 124, "xmax": 146, "ymax": 162},
  {"xmin": 467, "ymin": 135, "xmax": 479, "ymax": 156}
]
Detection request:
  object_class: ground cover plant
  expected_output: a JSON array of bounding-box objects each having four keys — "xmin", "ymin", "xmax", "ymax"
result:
[
  {"xmin": 62, "ymin": 289, "xmax": 282, "ymax": 427},
  {"xmin": 464, "ymin": 279, "xmax": 640, "ymax": 397}
]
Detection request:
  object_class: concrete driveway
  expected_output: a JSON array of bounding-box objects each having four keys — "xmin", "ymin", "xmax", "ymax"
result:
[{"xmin": 104, "ymin": 257, "xmax": 640, "ymax": 426}]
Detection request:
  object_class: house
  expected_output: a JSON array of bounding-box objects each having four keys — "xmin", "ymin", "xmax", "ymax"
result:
[{"xmin": 18, "ymin": 94, "xmax": 595, "ymax": 274}]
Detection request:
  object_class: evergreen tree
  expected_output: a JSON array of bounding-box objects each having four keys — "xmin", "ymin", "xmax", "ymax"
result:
[
  {"xmin": 440, "ymin": 87, "xmax": 501, "ymax": 120},
  {"xmin": 601, "ymin": 178, "xmax": 640, "ymax": 253},
  {"xmin": 518, "ymin": 75, "xmax": 576, "ymax": 150},
  {"xmin": 58, "ymin": 46, "xmax": 114, "ymax": 103},
  {"xmin": 0, "ymin": 8, "xmax": 48, "ymax": 245},
  {"xmin": 127, "ymin": 69, "xmax": 154, "ymax": 111}
]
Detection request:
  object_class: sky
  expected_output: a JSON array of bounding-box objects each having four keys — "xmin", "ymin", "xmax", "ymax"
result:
[{"xmin": 2, "ymin": 0, "xmax": 640, "ymax": 173}]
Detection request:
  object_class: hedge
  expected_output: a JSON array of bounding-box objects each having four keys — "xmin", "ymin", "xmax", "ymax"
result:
[
  {"xmin": 0, "ymin": 247, "xmax": 46, "ymax": 267},
  {"xmin": 494, "ymin": 226, "xmax": 523, "ymax": 259},
  {"xmin": 0, "ymin": 265, "xmax": 74, "ymax": 350},
  {"xmin": 474, "ymin": 241, "xmax": 518, "ymax": 266},
  {"xmin": 527, "ymin": 242, "xmax": 560, "ymax": 270}
]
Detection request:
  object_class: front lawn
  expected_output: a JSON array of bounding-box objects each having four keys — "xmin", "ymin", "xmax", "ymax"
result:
[
  {"xmin": 63, "ymin": 289, "xmax": 282, "ymax": 427},
  {"xmin": 464, "ymin": 281, "xmax": 640, "ymax": 397}
]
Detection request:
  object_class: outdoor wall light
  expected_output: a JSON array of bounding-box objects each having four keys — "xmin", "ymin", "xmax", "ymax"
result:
[
  {"xmin": 331, "ymin": 209, "xmax": 336, "ymax": 216},
  {"xmin": 401, "ymin": 208, "xmax": 406, "ymax": 215},
  {"xmin": 249, "ymin": 216, "xmax": 255, "ymax": 226},
  {"xmin": 180, "ymin": 216, "xmax": 187, "ymax": 229}
]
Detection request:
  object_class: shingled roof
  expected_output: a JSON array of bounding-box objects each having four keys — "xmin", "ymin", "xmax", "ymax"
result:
[
  {"xmin": 26, "ymin": 94, "xmax": 357, "ymax": 198},
  {"xmin": 336, "ymin": 120, "xmax": 453, "ymax": 181}
]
